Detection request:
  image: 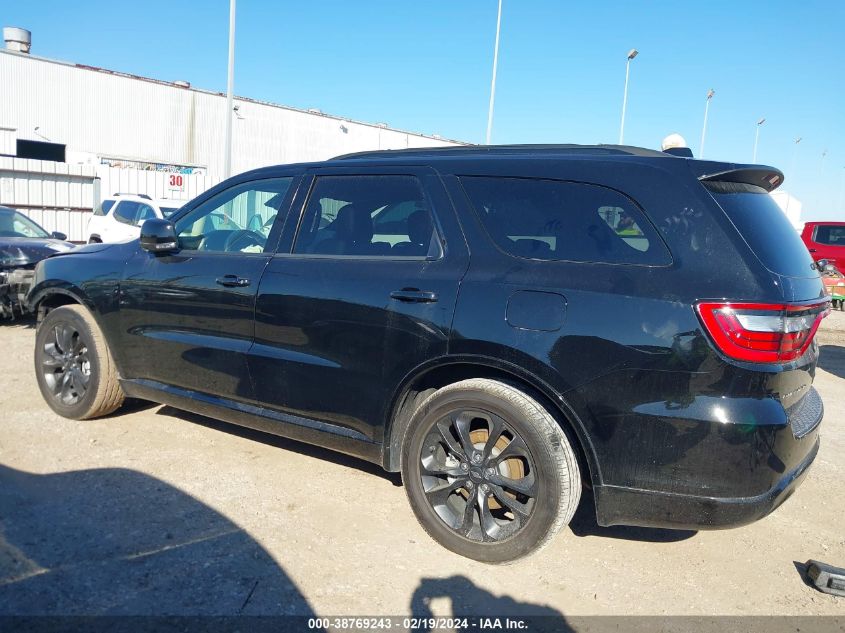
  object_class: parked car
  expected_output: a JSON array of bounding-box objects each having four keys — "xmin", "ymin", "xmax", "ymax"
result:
[
  {"xmin": 27, "ymin": 145, "xmax": 829, "ymax": 562},
  {"xmin": 801, "ymin": 221, "xmax": 845, "ymax": 267},
  {"xmin": 0, "ymin": 205, "xmax": 75, "ymax": 319},
  {"xmin": 821, "ymin": 263, "xmax": 845, "ymax": 310},
  {"xmin": 87, "ymin": 194, "xmax": 184, "ymax": 244}
]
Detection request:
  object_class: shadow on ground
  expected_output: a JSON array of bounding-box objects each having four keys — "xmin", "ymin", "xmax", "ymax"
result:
[
  {"xmin": 156, "ymin": 405, "xmax": 402, "ymax": 486},
  {"xmin": 0, "ymin": 315, "xmax": 35, "ymax": 330},
  {"xmin": 818, "ymin": 345, "xmax": 845, "ymax": 380},
  {"xmin": 568, "ymin": 490, "xmax": 696, "ymax": 543},
  {"xmin": 0, "ymin": 464, "xmax": 315, "ymax": 615},
  {"xmin": 411, "ymin": 575, "xmax": 570, "ymax": 632}
]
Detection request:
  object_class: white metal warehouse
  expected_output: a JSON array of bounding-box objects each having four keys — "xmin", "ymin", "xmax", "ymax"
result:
[{"xmin": 0, "ymin": 31, "xmax": 463, "ymax": 240}]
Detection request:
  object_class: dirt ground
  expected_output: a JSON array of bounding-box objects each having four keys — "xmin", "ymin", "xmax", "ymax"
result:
[{"xmin": 1, "ymin": 311, "xmax": 844, "ymax": 617}]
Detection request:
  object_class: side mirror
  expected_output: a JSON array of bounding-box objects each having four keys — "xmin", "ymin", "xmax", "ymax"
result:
[
  {"xmin": 140, "ymin": 218, "xmax": 178, "ymax": 253},
  {"xmin": 817, "ymin": 259, "xmax": 828, "ymax": 269},
  {"xmin": 51, "ymin": 231, "xmax": 67, "ymax": 241}
]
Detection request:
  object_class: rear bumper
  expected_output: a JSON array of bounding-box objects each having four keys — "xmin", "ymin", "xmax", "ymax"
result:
[{"xmin": 595, "ymin": 434, "xmax": 819, "ymax": 529}]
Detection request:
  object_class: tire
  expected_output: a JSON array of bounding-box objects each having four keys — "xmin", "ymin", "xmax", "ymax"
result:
[
  {"xmin": 401, "ymin": 378, "xmax": 581, "ymax": 564},
  {"xmin": 34, "ymin": 305, "xmax": 125, "ymax": 420}
]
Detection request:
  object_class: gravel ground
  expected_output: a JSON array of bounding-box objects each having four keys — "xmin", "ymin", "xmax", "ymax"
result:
[{"xmin": 1, "ymin": 312, "xmax": 844, "ymax": 617}]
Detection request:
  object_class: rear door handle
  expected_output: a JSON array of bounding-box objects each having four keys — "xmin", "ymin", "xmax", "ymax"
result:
[
  {"xmin": 390, "ymin": 289, "xmax": 438, "ymax": 303},
  {"xmin": 809, "ymin": 248, "xmax": 817, "ymax": 253},
  {"xmin": 215, "ymin": 274, "xmax": 251, "ymax": 287}
]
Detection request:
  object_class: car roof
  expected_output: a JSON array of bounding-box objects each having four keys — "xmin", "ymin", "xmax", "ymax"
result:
[
  {"xmin": 104, "ymin": 195, "xmax": 185, "ymax": 208},
  {"xmin": 236, "ymin": 143, "xmax": 786, "ymax": 193},
  {"xmin": 804, "ymin": 221, "xmax": 845, "ymax": 226}
]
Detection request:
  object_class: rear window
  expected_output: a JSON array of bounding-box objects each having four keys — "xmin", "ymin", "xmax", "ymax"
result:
[
  {"xmin": 706, "ymin": 183, "xmax": 816, "ymax": 278},
  {"xmin": 814, "ymin": 225, "xmax": 845, "ymax": 246},
  {"xmin": 160, "ymin": 207, "xmax": 179, "ymax": 217},
  {"xmin": 459, "ymin": 176, "xmax": 670, "ymax": 265}
]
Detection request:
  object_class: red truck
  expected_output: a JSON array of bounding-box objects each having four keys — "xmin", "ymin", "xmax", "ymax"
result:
[{"xmin": 801, "ymin": 221, "xmax": 845, "ymax": 267}]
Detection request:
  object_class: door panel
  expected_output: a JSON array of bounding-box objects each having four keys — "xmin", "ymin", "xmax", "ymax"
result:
[
  {"xmin": 117, "ymin": 175, "xmax": 297, "ymax": 401},
  {"xmin": 248, "ymin": 168, "xmax": 469, "ymax": 442},
  {"xmin": 118, "ymin": 251, "xmax": 269, "ymax": 400}
]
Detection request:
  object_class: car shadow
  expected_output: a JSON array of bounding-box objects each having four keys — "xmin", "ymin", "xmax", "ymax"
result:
[
  {"xmin": 568, "ymin": 489, "xmax": 697, "ymax": 543},
  {"xmin": 0, "ymin": 315, "xmax": 35, "ymax": 329},
  {"xmin": 818, "ymin": 345, "xmax": 845, "ymax": 380},
  {"xmin": 0, "ymin": 464, "xmax": 316, "ymax": 615},
  {"xmin": 410, "ymin": 575, "xmax": 571, "ymax": 632},
  {"xmin": 154, "ymin": 405, "xmax": 403, "ymax": 487}
]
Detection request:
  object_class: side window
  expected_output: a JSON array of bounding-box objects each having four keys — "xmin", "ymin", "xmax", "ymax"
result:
[
  {"xmin": 95, "ymin": 199, "xmax": 115, "ymax": 216},
  {"xmin": 135, "ymin": 204, "xmax": 157, "ymax": 225},
  {"xmin": 113, "ymin": 201, "xmax": 139, "ymax": 225},
  {"xmin": 815, "ymin": 225, "xmax": 845, "ymax": 245},
  {"xmin": 175, "ymin": 177, "xmax": 292, "ymax": 253},
  {"xmin": 459, "ymin": 176, "xmax": 670, "ymax": 265},
  {"xmin": 292, "ymin": 175, "xmax": 441, "ymax": 258}
]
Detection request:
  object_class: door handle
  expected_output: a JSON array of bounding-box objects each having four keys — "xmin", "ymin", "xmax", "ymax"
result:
[
  {"xmin": 390, "ymin": 289, "xmax": 438, "ymax": 303},
  {"xmin": 215, "ymin": 274, "xmax": 251, "ymax": 288},
  {"xmin": 809, "ymin": 248, "xmax": 817, "ymax": 252}
]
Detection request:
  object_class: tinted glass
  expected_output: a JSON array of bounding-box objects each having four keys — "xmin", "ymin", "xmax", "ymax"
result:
[
  {"xmin": 95, "ymin": 199, "xmax": 115, "ymax": 217},
  {"xmin": 459, "ymin": 176, "xmax": 670, "ymax": 265},
  {"xmin": 113, "ymin": 201, "xmax": 139, "ymax": 225},
  {"xmin": 0, "ymin": 210, "xmax": 50, "ymax": 238},
  {"xmin": 175, "ymin": 178, "xmax": 292, "ymax": 252},
  {"xmin": 708, "ymin": 185, "xmax": 817, "ymax": 277},
  {"xmin": 293, "ymin": 175, "xmax": 440, "ymax": 258},
  {"xmin": 160, "ymin": 207, "xmax": 180, "ymax": 217},
  {"xmin": 135, "ymin": 204, "xmax": 156, "ymax": 224},
  {"xmin": 814, "ymin": 225, "xmax": 845, "ymax": 246}
]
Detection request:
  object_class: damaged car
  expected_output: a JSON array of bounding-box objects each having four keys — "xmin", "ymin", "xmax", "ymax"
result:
[{"xmin": 0, "ymin": 205, "xmax": 75, "ymax": 319}]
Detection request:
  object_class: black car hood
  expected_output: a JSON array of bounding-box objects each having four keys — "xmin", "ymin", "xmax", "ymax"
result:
[{"xmin": 0, "ymin": 238, "xmax": 77, "ymax": 268}]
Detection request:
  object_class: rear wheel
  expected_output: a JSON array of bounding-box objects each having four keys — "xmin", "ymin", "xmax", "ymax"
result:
[
  {"xmin": 401, "ymin": 378, "xmax": 581, "ymax": 563},
  {"xmin": 34, "ymin": 305, "xmax": 124, "ymax": 419}
]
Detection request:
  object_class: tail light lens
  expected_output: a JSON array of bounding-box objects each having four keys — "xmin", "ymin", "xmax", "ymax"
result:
[{"xmin": 696, "ymin": 301, "xmax": 830, "ymax": 363}]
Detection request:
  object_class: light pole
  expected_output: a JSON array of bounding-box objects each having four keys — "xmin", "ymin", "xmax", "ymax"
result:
[
  {"xmin": 618, "ymin": 48, "xmax": 638, "ymax": 145},
  {"xmin": 699, "ymin": 88, "xmax": 715, "ymax": 159},
  {"xmin": 223, "ymin": 0, "xmax": 236, "ymax": 179},
  {"xmin": 485, "ymin": 0, "xmax": 503, "ymax": 145},
  {"xmin": 784, "ymin": 137, "xmax": 802, "ymax": 220},
  {"xmin": 752, "ymin": 117, "xmax": 765, "ymax": 163},
  {"xmin": 838, "ymin": 166, "xmax": 845, "ymax": 214}
]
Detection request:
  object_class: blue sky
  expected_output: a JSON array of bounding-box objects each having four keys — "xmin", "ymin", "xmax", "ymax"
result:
[{"xmin": 5, "ymin": 0, "xmax": 844, "ymax": 220}]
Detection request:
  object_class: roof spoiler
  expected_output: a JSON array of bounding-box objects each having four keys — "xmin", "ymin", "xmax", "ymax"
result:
[{"xmin": 695, "ymin": 165, "xmax": 785, "ymax": 192}]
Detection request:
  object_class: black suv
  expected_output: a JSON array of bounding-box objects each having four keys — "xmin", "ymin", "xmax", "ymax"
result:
[{"xmin": 28, "ymin": 145, "xmax": 828, "ymax": 563}]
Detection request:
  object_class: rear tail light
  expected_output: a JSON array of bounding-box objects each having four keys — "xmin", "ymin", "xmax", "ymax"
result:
[{"xmin": 696, "ymin": 301, "xmax": 830, "ymax": 363}]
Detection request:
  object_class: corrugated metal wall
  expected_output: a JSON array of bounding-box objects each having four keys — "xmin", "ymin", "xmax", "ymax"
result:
[
  {"xmin": 0, "ymin": 157, "xmax": 96, "ymax": 239},
  {"xmin": 1, "ymin": 50, "xmax": 462, "ymax": 180}
]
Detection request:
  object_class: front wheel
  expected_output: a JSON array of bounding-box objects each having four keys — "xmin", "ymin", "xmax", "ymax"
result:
[
  {"xmin": 34, "ymin": 305, "xmax": 125, "ymax": 419},
  {"xmin": 401, "ymin": 379, "xmax": 581, "ymax": 563}
]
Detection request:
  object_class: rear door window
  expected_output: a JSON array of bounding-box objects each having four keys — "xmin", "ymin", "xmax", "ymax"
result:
[
  {"xmin": 292, "ymin": 175, "xmax": 441, "ymax": 258},
  {"xmin": 814, "ymin": 225, "xmax": 845, "ymax": 246},
  {"xmin": 705, "ymin": 183, "xmax": 817, "ymax": 278},
  {"xmin": 459, "ymin": 176, "xmax": 670, "ymax": 265}
]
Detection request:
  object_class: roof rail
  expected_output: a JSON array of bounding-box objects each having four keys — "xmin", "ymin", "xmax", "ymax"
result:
[
  {"xmin": 112, "ymin": 192, "xmax": 152, "ymax": 200},
  {"xmin": 333, "ymin": 144, "xmax": 669, "ymax": 161}
]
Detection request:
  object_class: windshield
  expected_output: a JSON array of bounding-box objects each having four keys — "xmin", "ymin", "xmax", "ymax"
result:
[
  {"xmin": 706, "ymin": 184, "xmax": 817, "ymax": 278},
  {"xmin": 160, "ymin": 207, "xmax": 180, "ymax": 217},
  {"xmin": 0, "ymin": 210, "xmax": 51, "ymax": 239}
]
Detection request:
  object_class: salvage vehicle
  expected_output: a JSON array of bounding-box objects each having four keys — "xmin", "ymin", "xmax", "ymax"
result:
[
  {"xmin": 0, "ymin": 205, "xmax": 74, "ymax": 319},
  {"xmin": 801, "ymin": 220, "xmax": 845, "ymax": 268},
  {"xmin": 821, "ymin": 262, "xmax": 845, "ymax": 310},
  {"xmin": 27, "ymin": 145, "xmax": 829, "ymax": 562},
  {"xmin": 87, "ymin": 193, "xmax": 184, "ymax": 244}
]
